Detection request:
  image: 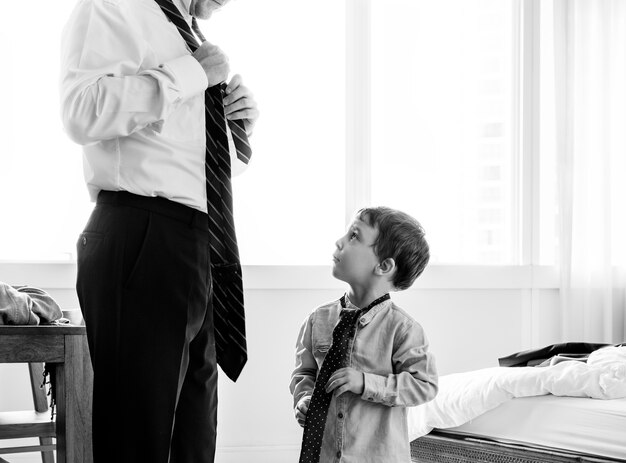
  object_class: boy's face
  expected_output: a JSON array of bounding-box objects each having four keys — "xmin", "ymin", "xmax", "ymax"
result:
[{"xmin": 332, "ymin": 216, "xmax": 381, "ymax": 286}]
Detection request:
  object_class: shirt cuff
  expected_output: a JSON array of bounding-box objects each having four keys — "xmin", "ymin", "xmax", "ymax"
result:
[
  {"xmin": 161, "ymin": 55, "xmax": 208, "ymax": 100},
  {"xmin": 361, "ymin": 372, "xmax": 384, "ymax": 403}
]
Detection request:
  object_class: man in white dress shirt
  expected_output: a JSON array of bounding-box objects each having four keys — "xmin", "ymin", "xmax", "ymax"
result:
[{"xmin": 60, "ymin": 0, "xmax": 258, "ymax": 461}]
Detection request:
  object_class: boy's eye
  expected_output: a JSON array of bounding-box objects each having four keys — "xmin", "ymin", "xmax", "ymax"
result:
[{"xmin": 349, "ymin": 231, "xmax": 358, "ymax": 241}]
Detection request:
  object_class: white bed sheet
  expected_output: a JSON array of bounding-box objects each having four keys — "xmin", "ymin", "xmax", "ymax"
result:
[
  {"xmin": 409, "ymin": 346, "xmax": 626, "ymax": 440},
  {"xmin": 442, "ymin": 395, "xmax": 626, "ymax": 460}
]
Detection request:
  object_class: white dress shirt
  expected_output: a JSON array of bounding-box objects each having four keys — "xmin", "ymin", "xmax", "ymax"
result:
[{"xmin": 60, "ymin": 0, "xmax": 244, "ymax": 213}]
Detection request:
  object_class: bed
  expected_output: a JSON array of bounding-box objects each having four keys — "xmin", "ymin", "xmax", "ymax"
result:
[{"xmin": 408, "ymin": 345, "xmax": 626, "ymax": 463}]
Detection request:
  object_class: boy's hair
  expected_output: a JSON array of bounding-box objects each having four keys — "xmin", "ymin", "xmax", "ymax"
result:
[{"xmin": 356, "ymin": 207, "xmax": 430, "ymax": 290}]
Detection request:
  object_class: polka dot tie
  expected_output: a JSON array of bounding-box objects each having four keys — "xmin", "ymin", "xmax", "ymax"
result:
[{"xmin": 298, "ymin": 293, "xmax": 390, "ymax": 463}]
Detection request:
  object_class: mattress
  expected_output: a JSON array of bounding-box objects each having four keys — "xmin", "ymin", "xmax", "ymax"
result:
[{"xmin": 440, "ymin": 395, "xmax": 626, "ymax": 460}]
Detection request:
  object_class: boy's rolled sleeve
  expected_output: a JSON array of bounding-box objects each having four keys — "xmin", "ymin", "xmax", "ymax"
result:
[
  {"xmin": 289, "ymin": 313, "xmax": 318, "ymax": 409},
  {"xmin": 361, "ymin": 322, "xmax": 438, "ymax": 407}
]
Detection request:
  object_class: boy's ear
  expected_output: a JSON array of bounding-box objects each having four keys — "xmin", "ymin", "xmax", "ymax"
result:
[{"xmin": 375, "ymin": 258, "xmax": 396, "ymax": 276}]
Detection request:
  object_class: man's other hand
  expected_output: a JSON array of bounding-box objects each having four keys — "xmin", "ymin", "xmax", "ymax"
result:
[{"xmin": 224, "ymin": 74, "xmax": 259, "ymax": 136}]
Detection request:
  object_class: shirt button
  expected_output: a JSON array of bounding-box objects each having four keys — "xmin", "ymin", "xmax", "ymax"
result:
[
  {"xmin": 82, "ymin": 236, "xmax": 87, "ymax": 246},
  {"xmin": 338, "ymin": 412, "xmax": 344, "ymax": 419},
  {"xmin": 360, "ymin": 317, "xmax": 365, "ymax": 323},
  {"xmin": 336, "ymin": 451, "xmax": 342, "ymax": 458}
]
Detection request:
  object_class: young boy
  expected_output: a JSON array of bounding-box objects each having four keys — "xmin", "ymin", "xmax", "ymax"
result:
[{"xmin": 290, "ymin": 207, "xmax": 438, "ymax": 463}]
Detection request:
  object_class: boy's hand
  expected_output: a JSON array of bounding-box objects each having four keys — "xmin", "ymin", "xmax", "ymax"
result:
[
  {"xmin": 295, "ymin": 396, "xmax": 310, "ymax": 428},
  {"xmin": 326, "ymin": 367, "xmax": 364, "ymax": 396}
]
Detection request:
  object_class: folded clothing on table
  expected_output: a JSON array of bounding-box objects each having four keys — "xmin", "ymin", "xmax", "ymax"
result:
[{"xmin": 0, "ymin": 282, "xmax": 62, "ymax": 325}]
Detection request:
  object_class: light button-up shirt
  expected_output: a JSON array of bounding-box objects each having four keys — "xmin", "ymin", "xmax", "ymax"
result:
[{"xmin": 290, "ymin": 296, "xmax": 438, "ymax": 462}]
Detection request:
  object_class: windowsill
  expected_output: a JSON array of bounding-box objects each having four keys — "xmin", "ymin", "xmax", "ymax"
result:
[{"xmin": 0, "ymin": 261, "xmax": 559, "ymax": 290}]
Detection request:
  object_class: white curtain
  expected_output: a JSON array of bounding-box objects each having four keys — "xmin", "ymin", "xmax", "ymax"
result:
[{"xmin": 554, "ymin": 0, "xmax": 626, "ymax": 343}]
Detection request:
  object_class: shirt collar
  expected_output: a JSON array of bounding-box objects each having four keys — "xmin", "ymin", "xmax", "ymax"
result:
[{"xmin": 343, "ymin": 294, "xmax": 391, "ymax": 326}]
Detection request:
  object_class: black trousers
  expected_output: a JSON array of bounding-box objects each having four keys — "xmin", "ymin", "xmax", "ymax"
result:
[{"xmin": 76, "ymin": 191, "xmax": 217, "ymax": 463}]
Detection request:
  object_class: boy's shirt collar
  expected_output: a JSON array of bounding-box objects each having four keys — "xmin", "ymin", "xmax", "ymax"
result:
[{"xmin": 343, "ymin": 294, "xmax": 392, "ymax": 326}]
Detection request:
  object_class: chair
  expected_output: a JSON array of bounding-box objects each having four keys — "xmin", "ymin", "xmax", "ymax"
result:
[
  {"xmin": 0, "ymin": 325, "xmax": 92, "ymax": 463},
  {"xmin": 0, "ymin": 362, "xmax": 56, "ymax": 463}
]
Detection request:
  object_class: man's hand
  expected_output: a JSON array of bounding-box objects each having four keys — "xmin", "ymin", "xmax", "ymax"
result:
[
  {"xmin": 326, "ymin": 367, "xmax": 364, "ymax": 396},
  {"xmin": 295, "ymin": 396, "xmax": 311, "ymax": 428},
  {"xmin": 224, "ymin": 74, "xmax": 259, "ymax": 136},
  {"xmin": 192, "ymin": 41, "xmax": 230, "ymax": 87}
]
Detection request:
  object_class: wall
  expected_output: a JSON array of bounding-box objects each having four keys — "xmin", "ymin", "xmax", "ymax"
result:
[{"xmin": 0, "ymin": 264, "xmax": 561, "ymax": 462}]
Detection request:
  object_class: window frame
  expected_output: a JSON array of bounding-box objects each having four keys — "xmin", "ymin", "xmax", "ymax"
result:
[{"xmin": 520, "ymin": 0, "xmax": 541, "ymax": 267}]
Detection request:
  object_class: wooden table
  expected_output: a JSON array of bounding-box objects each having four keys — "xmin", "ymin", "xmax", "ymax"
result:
[{"xmin": 0, "ymin": 325, "xmax": 93, "ymax": 463}]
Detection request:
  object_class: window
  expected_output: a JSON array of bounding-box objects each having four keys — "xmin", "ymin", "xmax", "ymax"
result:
[
  {"xmin": 0, "ymin": 0, "xmax": 346, "ymax": 264},
  {"xmin": 0, "ymin": 0, "xmax": 91, "ymax": 260},
  {"xmin": 370, "ymin": 0, "xmax": 519, "ymax": 264},
  {"xmin": 0, "ymin": 0, "xmax": 553, "ymax": 266},
  {"xmin": 214, "ymin": 1, "xmax": 346, "ymax": 265}
]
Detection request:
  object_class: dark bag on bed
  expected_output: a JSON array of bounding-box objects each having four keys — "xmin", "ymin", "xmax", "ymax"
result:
[{"xmin": 498, "ymin": 342, "xmax": 614, "ymax": 367}]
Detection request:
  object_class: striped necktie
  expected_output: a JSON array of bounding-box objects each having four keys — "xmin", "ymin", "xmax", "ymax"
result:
[
  {"xmin": 154, "ymin": 0, "xmax": 251, "ymax": 382},
  {"xmin": 298, "ymin": 293, "xmax": 390, "ymax": 463}
]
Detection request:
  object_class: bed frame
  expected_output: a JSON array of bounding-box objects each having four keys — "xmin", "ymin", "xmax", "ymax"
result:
[{"xmin": 411, "ymin": 431, "xmax": 625, "ymax": 463}]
